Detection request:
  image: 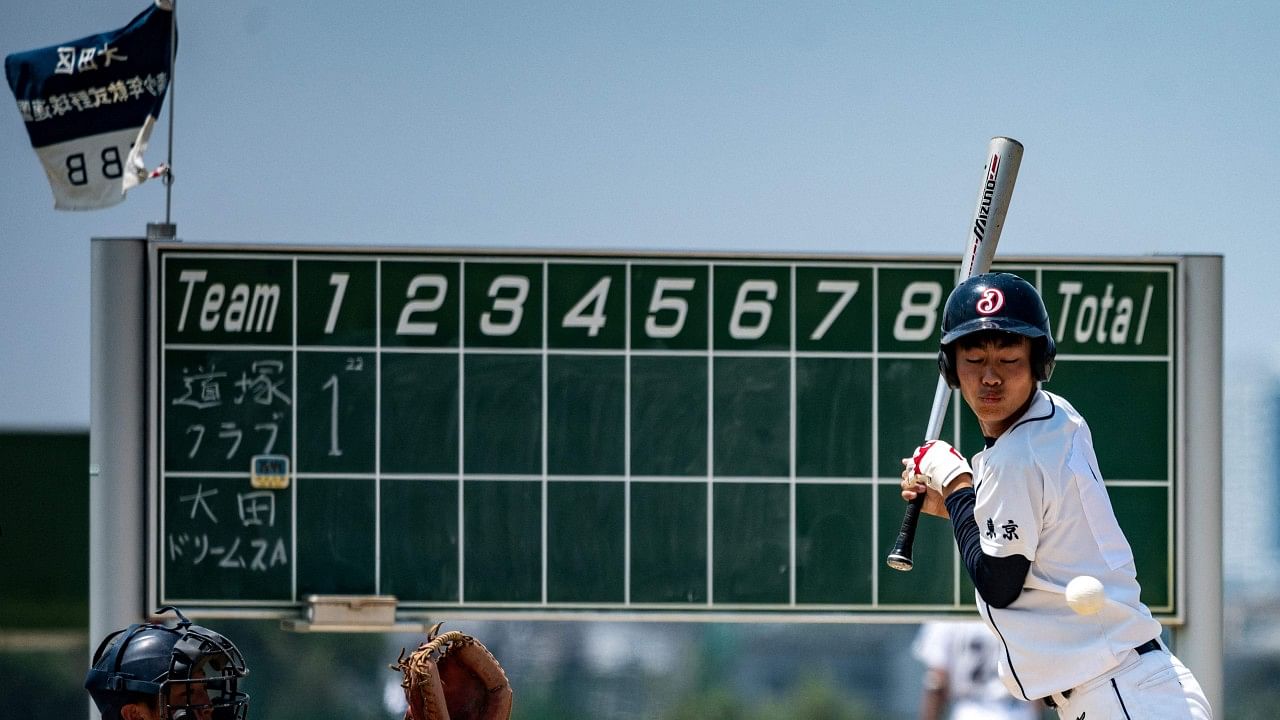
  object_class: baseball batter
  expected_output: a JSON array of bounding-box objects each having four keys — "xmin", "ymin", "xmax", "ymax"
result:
[{"xmin": 899, "ymin": 273, "xmax": 1212, "ymax": 719}]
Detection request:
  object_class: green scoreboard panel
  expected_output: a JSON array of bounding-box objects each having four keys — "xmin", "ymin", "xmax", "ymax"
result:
[{"xmin": 150, "ymin": 247, "xmax": 1180, "ymax": 620}]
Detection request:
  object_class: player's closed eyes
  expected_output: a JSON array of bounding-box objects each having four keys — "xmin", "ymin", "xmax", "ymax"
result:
[{"xmin": 960, "ymin": 355, "xmax": 1022, "ymax": 365}]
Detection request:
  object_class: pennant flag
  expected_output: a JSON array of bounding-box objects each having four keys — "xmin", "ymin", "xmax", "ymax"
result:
[{"xmin": 5, "ymin": 1, "xmax": 175, "ymax": 210}]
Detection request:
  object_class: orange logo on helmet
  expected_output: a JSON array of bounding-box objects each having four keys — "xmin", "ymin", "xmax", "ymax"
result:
[{"xmin": 975, "ymin": 288, "xmax": 1004, "ymax": 315}]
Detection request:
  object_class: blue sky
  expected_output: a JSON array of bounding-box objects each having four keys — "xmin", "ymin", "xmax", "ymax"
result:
[{"xmin": 3, "ymin": 0, "xmax": 1278, "ymax": 427}]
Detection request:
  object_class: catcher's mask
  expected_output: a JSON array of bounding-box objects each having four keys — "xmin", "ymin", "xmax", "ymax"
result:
[{"xmin": 85, "ymin": 606, "xmax": 250, "ymax": 720}]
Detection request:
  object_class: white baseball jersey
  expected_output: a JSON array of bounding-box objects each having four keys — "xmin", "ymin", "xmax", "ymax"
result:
[
  {"xmin": 912, "ymin": 621, "xmax": 1037, "ymax": 720},
  {"xmin": 969, "ymin": 389, "xmax": 1162, "ymax": 701}
]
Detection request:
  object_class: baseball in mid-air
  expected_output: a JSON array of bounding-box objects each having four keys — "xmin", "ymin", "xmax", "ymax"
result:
[{"xmin": 1065, "ymin": 575, "xmax": 1106, "ymax": 615}]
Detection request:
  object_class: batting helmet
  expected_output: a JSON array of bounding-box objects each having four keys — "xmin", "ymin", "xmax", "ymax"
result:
[
  {"xmin": 85, "ymin": 606, "xmax": 249, "ymax": 720},
  {"xmin": 936, "ymin": 272, "xmax": 1056, "ymax": 388}
]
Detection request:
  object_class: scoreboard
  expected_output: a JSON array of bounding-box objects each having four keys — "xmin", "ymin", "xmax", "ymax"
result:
[{"xmin": 149, "ymin": 246, "xmax": 1183, "ymax": 620}]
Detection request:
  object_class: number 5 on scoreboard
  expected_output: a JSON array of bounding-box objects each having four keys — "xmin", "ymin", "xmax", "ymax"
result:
[{"xmin": 646, "ymin": 277, "xmax": 696, "ymax": 339}]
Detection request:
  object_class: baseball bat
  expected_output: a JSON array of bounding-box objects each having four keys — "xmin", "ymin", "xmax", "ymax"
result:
[{"xmin": 885, "ymin": 136, "xmax": 1023, "ymax": 572}]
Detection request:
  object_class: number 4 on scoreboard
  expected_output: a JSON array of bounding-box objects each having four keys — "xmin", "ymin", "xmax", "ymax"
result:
[{"xmin": 562, "ymin": 276, "xmax": 612, "ymax": 337}]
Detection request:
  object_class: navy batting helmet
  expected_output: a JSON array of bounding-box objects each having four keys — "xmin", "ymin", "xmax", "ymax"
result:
[
  {"xmin": 936, "ymin": 272, "xmax": 1056, "ymax": 388},
  {"xmin": 85, "ymin": 606, "xmax": 249, "ymax": 720}
]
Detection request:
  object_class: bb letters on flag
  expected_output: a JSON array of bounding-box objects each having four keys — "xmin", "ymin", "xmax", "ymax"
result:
[{"xmin": 5, "ymin": 1, "xmax": 175, "ymax": 210}]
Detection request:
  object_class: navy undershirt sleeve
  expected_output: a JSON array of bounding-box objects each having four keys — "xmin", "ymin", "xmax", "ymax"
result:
[{"xmin": 943, "ymin": 487, "xmax": 1031, "ymax": 608}]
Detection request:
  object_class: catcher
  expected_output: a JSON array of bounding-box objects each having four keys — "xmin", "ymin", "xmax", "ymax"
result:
[{"xmin": 393, "ymin": 623, "xmax": 513, "ymax": 720}]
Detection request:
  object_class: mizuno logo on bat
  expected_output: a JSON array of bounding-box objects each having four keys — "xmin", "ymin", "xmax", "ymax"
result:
[{"xmin": 971, "ymin": 153, "xmax": 1001, "ymax": 244}]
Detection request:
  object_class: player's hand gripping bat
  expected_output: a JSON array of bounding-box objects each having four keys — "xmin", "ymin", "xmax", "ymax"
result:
[{"xmin": 885, "ymin": 137, "xmax": 1023, "ymax": 572}]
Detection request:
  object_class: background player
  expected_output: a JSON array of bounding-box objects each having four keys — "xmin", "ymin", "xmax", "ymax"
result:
[
  {"xmin": 85, "ymin": 606, "xmax": 250, "ymax": 720},
  {"xmin": 899, "ymin": 272, "xmax": 1211, "ymax": 719},
  {"xmin": 912, "ymin": 620, "xmax": 1040, "ymax": 720}
]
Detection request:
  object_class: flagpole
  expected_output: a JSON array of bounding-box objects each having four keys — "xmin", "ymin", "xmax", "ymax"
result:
[
  {"xmin": 164, "ymin": 0, "xmax": 176, "ymax": 226},
  {"xmin": 150, "ymin": 0, "xmax": 177, "ymax": 240}
]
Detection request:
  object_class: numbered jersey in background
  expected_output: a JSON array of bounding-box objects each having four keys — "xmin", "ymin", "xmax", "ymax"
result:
[{"xmin": 912, "ymin": 621, "xmax": 1038, "ymax": 720}]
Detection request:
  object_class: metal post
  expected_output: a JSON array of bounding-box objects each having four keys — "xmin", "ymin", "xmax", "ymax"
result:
[
  {"xmin": 88, "ymin": 237, "xmax": 147, "ymax": 717},
  {"xmin": 164, "ymin": 0, "xmax": 177, "ymax": 224},
  {"xmin": 1179, "ymin": 254, "xmax": 1223, "ymax": 714}
]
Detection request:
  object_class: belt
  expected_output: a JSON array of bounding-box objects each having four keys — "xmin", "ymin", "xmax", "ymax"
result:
[{"xmin": 1042, "ymin": 639, "xmax": 1162, "ymax": 708}]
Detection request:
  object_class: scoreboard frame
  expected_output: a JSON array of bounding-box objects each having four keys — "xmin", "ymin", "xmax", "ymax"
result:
[{"xmin": 139, "ymin": 243, "xmax": 1216, "ymax": 625}]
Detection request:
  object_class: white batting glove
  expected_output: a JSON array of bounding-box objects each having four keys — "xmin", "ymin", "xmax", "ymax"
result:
[{"xmin": 902, "ymin": 440, "xmax": 973, "ymax": 493}]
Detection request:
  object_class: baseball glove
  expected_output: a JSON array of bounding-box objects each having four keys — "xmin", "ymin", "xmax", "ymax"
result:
[{"xmin": 393, "ymin": 622, "xmax": 513, "ymax": 720}]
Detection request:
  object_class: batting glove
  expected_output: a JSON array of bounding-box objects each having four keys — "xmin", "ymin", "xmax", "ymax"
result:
[{"xmin": 904, "ymin": 440, "xmax": 973, "ymax": 493}]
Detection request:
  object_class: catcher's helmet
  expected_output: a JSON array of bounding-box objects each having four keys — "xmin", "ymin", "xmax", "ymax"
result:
[
  {"xmin": 85, "ymin": 606, "xmax": 249, "ymax": 720},
  {"xmin": 936, "ymin": 272, "xmax": 1056, "ymax": 388}
]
